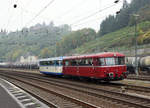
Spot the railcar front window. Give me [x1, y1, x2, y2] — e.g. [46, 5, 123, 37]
[105, 58, 115, 66]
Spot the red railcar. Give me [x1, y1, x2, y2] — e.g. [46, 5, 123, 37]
[63, 52, 127, 81]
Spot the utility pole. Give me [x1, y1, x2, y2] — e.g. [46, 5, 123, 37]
[133, 14, 139, 76]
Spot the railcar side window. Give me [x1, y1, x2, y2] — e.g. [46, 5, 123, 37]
[116, 57, 125, 65]
[59, 61, 62, 66]
[105, 58, 115, 66]
[71, 60, 77, 66]
[55, 61, 59, 66]
[39, 61, 54, 66]
[49, 61, 54, 66]
[78, 58, 93, 66]
[98, 58, 105, 66]
[40, 61, 47, 66]
[39, 61, 44, 65]
[65, 61, 69, 66]
[86, 59, 93, 66]
[78, 59, 85, 65]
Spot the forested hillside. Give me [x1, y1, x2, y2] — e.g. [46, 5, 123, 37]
[0, 22, 71, 61]
[99, 0, 150, 36]
[55, 0, 150, 56]
[55, 28, 96, 56]
[1, 0, 150, 61]
[75, 21, 150, 54]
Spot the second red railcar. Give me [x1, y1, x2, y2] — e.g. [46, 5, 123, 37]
[63, 52, 127, 81]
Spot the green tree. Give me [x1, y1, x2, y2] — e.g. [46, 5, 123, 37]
[40, 48, 52, 58]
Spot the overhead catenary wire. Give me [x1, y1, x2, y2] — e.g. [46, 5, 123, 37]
[6, 0, 122, 31]
[71, 2, 122, 28]
[72, 15, 106, 27]
[54, 0, 86, 20]
[21, 8, 53, 21]
[70, 0, 122, 26]
[72, 7, 121, 30]
[24, 0, 55, 27]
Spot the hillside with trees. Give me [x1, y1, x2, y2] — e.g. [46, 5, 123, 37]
[99, 0, 150, 36]
[55, 0, 150, 56]
[0, 22, 71, 61]
[1, 0, 150, 61]
[55, 28, 96, 56]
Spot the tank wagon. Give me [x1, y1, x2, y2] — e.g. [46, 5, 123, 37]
[39, 52, 127, 81]
[0, 61, 38, 69]
[126, 56, 150, 74]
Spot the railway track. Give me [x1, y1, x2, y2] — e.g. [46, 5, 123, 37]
[127, 75, 150, 81]
[0, 73, 98, 108]
[2, 69, 150, 94]
[106, 82, 150, 93]
[0, 70, 150, 108]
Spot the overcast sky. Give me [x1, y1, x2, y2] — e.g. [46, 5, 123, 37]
[0, 0, 131, 32]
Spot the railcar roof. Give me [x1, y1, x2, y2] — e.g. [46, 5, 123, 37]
[39, 56, 66, 62]
[64, 52, 125, 60]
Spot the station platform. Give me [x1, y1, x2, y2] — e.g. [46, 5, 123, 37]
[0, 85, 21, 108]
[0, 78, 49, 108]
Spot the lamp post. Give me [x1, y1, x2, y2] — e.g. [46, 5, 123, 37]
[133, 14, 139, 76]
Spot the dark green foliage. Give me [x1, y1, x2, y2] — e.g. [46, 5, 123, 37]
[99, 0, 150, 36]
[137, 5, 150, 23]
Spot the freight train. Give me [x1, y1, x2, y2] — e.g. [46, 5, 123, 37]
[39, 52, 127, 81]
[0, 61, 38, 69]
[126, 56, 150, 74]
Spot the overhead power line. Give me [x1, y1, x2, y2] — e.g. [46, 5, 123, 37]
[25, 0, 55, 27]
[54, 0, 86, 20]
[72, 15, 106, 27]
[70, 0, 122, 26]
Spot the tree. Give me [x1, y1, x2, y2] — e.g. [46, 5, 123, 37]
[55, 28, 96, 56]
[40, 48, 51, 58]
[99, 0, 150, 36]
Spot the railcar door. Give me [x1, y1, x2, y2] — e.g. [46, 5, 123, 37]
[94, 58, 107, 78]
[63, 60, 78, 76]
[78, 58, 95, 77]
